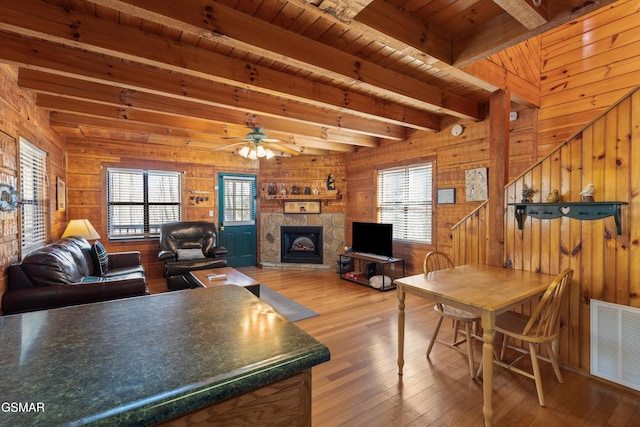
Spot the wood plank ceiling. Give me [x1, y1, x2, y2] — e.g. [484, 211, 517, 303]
[0, 0, 616, 156]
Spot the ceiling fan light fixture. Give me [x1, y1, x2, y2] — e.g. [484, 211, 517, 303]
[238, 145, 250, 158]
[248, 148, 258, 160]
[265, 148, 275, 159]
[256, 145, 267, 158]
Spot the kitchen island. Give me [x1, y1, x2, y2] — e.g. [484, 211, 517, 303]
[0, 285, 329, 426]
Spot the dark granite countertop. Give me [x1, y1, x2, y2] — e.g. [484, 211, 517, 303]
[0, 285, 330, 426]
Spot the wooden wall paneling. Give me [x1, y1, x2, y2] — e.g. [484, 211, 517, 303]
[588, 119, 606, 304]
[530, 163, 542, 272]
[466, 208, 479, 266]
[631, 90, 640, 309]
[548, 151, 562, 274]
[538, 0, 640, 157]
[479, 203, 488, 265]
[616, 97, 631, 306]
[504, 186, 515, 267]
[603, 107, 619, 305]
[565, 132, 583, 367]
[578, 127, 594, 369]
[452, 200, 489, 267]
[539, 155, 551, 273]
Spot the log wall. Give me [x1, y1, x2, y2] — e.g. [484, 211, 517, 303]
[0, 64, 66, 302]
[66, 139, 259, 279]
[258, 154, 347, 215]
[345, 106, 537, 275]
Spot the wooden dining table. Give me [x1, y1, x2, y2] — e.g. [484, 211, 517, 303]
[394, 264, 555, 427]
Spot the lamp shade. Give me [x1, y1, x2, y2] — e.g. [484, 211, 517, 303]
[62, 219, 101, 240]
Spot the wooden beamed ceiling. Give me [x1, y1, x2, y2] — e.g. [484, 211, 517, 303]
[0, 0, 616, 156]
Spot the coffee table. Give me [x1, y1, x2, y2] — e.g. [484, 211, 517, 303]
[189, 267, 260, 296]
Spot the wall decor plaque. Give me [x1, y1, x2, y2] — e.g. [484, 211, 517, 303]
[284, 200, 321, 214]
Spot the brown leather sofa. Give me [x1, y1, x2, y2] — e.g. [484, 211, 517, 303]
[158, 221, 227, 290]
[2, 236, 148, 315]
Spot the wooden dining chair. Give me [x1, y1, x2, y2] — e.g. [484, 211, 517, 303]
[424, 251, 480, 378]
[483, 268, 574, 406]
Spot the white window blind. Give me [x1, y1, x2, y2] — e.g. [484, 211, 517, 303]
[377, 163, 433, 244]
[222, 175, 256, 225]
[19, 138, 48, 257]
[107, 168, 181, 239]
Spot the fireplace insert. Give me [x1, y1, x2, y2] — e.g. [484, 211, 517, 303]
[281, 226, 323, 264]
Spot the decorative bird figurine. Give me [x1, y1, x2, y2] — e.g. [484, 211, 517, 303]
[580, 183, 595, 201]
[546, 189, 560, 203]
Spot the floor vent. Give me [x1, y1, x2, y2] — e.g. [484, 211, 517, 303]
[591, 299, 640, 391]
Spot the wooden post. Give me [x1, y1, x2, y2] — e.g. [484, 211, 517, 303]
[488, 89, 510, 267]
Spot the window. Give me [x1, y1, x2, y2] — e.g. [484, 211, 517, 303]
[377, 162, 433, 244]
[107, 168, 181, 239]
[222, 175, 256, 225]
[19, 138, 48, 256]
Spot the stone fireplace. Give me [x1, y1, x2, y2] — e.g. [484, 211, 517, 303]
[281, 226, 323, 264]
[260, 213, 345, 270]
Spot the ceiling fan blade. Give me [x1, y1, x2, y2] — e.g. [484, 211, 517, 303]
[265, 142, 302, 156]
[212, 141, 247, 151]
[220, 136, 249, 141]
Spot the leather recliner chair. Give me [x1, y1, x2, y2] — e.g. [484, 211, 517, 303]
[158, 221, 228, 290]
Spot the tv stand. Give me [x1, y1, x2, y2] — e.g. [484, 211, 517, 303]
[338, 253, 404, 291]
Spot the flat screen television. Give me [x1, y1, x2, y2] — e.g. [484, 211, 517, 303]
[351, 222, 393, 258]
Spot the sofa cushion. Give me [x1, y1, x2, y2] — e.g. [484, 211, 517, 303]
[21, 242, 87, 286]
[92, 241, 109, 276]
[176, 248, 206, 261]
[102, 265, 145, 278]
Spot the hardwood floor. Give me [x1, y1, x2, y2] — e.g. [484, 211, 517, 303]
[148, 267, 640, 426]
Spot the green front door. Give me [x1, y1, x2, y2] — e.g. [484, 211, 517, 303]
[218, 174, 257, 267]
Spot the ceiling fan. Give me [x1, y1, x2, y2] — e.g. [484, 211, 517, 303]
[215, 127, 301, 159]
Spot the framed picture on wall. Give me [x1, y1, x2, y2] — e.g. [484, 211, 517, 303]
[284, 200, 321, 214]
[437, 188, 456, 204]
[57, 177, 66, 211]
[465, 167, 488, 201]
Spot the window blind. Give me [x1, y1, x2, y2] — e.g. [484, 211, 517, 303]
[19, 138, 48, 257]
[222, 175, 256, 225]
[377, 163, 433, 244]
[107, 168, 180, 238]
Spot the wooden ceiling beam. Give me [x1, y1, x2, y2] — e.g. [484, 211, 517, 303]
[0, 0, 437, 132]
[40, 93, 366, 151]
[313, 0, 375, 20]
[49, 112, 241, 144]
[454, 0, 619, 67]
[52, 114, 346, 155]
[12, 52, 403, 140]
[351, 0, 500, 94]
[96, 0, 482, 120]
[493, 0, 548, 30]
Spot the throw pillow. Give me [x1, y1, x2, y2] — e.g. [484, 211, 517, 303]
[91, 241, 109, 276]
[176, 248, 206, 261]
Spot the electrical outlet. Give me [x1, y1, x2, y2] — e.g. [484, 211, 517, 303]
[209, 210, 214, 217]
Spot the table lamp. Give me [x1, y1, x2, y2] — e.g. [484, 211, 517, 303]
[61, 219, 101, 241]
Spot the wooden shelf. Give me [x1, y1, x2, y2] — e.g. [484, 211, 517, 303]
[508, 202, 628, 235]
[262, 193, 341, 201]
